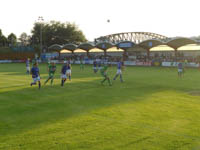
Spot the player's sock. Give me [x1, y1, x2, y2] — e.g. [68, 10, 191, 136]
[69, 76, 71, 81]
[51, 78, 54, 85]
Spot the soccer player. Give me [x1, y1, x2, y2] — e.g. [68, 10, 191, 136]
[66, 61, 72, 81]
[93, 60, 97, 73]
[98, 59, 102, 71]
[26, 58, 30, 74]
[44, 62, 56, 85]
[30, 63, 41, 89]
[80, 59, 84, 70]
[61, 63, 68, 86]
[113, 60, 124, 82]
[32, 58, 36, 65]
[100, 65, 112, 86]
[178, 61, 184, 78]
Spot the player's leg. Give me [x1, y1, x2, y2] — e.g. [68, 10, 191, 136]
[61, 74, 64, 86]
[61, 78, 65, 86]
[119, 70, 123, 82]
[120, 74, 123, 82]
[38, 80, 41, 89]
[106, 76, 112, 86]
[94, 67, 97, 73]
[44, 76, 51, 85]
[101, 75, 107, 84]
[27, 67, 30, 74]
[37, 77, 41, 89]
[113, 70, 120, 80]
[61, 74, 67, 86]
[61, 78, 64, 86]
[50, 76, 54, 85]
[31, 78, 37, 86]
[68, 71, 71, 81]
[113, 74, 119, 80]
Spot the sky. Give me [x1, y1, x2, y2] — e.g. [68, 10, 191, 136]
[0, 0, 200, 41]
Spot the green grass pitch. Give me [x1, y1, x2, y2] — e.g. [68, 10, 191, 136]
[0, 63, 200, 150]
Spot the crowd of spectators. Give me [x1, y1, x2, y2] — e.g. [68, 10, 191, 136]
[48, 52, 200, 64]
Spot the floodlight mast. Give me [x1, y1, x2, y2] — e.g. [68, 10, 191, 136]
[38, 16, 44, 55]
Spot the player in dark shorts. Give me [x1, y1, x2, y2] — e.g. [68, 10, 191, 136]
[93, 60, 97, 73]
[113, 60, 124, 82]
[61, 63, 68, 86]
[80, 59, 84, 70]
[30, 63, 41, 89]
[178, 61, 184, 78]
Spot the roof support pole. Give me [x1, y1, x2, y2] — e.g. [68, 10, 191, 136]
[174, 48, 178, 61]
[147, 48, 150, 59]
[57, 50, 61, 60]
[123, 49, 127, 61]
[104, 50, 107, 56]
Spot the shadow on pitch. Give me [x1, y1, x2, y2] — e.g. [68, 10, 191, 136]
[0, 77, 170, 137]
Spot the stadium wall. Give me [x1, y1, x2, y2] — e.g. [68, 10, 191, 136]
[0, 52, 35, 60]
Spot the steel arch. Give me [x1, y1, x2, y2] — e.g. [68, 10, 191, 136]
[96, 32, 168, 44]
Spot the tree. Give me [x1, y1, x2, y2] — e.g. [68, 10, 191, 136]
[0, 29, 8, 47]
[19, 32, 30, 46]
[7, 33, 17, 46]
[31, 21, 87, 48]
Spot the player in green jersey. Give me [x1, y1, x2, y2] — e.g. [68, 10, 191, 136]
[44, 62, 56, 85]
[100, 65, 112, 86]
[80, 59, 84, 70]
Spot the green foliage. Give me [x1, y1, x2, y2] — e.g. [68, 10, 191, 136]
[7, 33, 17, 46]
[1, 64, 200, 149]
[31, 21, 87, 47]
[0, 29, 8, 47]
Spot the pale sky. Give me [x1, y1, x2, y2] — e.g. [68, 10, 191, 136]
[0, 0, 200, 41]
